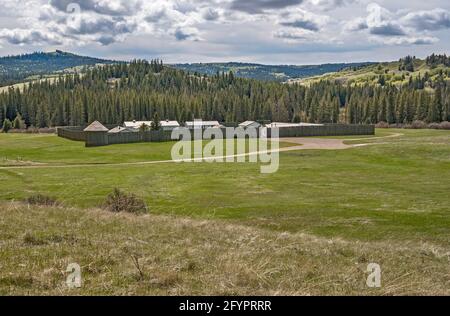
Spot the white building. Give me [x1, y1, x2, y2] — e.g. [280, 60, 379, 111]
[124, 120, 180, 131]
[185, 120, 222, 129]
[108, 126, 136, 134]
[265, 122, 324, 128]
[239, 121, 261, 129]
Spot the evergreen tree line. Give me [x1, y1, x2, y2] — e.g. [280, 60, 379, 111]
[1, 60, 449, 129]
[426, 54, 450, 68]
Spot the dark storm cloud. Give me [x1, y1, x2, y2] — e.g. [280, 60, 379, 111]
[174, 28, 191, 41]
[230, 0, 303, 14]
[280, 20, 319, 31]
[369, 24, 406, 37]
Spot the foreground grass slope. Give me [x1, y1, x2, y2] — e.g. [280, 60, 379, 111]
[0, 203, 449, 295]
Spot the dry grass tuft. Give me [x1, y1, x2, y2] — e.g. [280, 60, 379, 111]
[104, 188, 148, 214]
[26, 194, 59, 206]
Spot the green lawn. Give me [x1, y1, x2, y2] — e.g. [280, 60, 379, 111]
[0, 135, 293, 166]
[0, 129, 449, 245]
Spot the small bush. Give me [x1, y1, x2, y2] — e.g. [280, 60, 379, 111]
[375, 121, 389, 128]
[104, 188, 148, 214]
[427, 123, 441, 130]
[2, 118, 12, 133]
[439, 121, 450, 130]
[410, 120, 427, 129]
[26, 194, 59, 206]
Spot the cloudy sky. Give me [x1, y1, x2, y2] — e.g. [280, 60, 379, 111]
[0, 0, 449, 64]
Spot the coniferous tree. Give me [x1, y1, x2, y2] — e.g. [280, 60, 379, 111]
[2, 118, 12, 133]
[428, 87, 442, 122]
[151, 112, 161, 131]
[0, 58, 448, 127]
[13, 113, 25, 129]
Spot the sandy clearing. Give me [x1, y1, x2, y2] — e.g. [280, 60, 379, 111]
[279, 137, 352, 150]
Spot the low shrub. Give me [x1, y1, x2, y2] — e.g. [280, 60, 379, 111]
[375, 121, 389, 128]
[439, 121, 450, 130]
[427, 123, 441, 130]
[104, 188, 148, 214]
[26, 194, 59, 206]
[410, 120, 427, 129]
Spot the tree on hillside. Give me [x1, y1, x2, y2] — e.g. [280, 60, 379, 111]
[2, 118, 12, 133]
[13, 113, 25, 129]
[35, 103, 50, 128]
[426, 80, 444, 123]
[0, 57, 449, 127]
[292, 112, 301, 123]
[0, 106, 4, 129]
[151, 112, 161, 131]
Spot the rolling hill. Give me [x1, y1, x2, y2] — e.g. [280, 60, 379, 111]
[171, 62, 374, 82]
[0, 50, 115, 86]
[295, 55, 450, 87]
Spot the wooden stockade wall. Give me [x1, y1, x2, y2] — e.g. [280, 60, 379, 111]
[107, 130, 173, 145]
[57, 124, 375, 147]
[57, 127, 86, 141]
[267, 124, 375, 138]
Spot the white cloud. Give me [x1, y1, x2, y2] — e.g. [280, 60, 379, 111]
[278, 9, 329, 32]
[401, 8, 450, 31]
[0, 28, 63, 45]
[0, 0, 448, 61]
[371, 36, 439, 46]
[307, 0, 355, 11]
[274, 28, 311, 42]
[344, 17, 367, 31]
[0, 0, 209, 45]
[344, 3, 449, 45]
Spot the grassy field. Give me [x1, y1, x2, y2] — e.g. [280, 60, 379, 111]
[0, 135, 293, 166]
[0, 129, 449, 295]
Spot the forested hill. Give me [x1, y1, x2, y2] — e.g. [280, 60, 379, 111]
[1, 57, 449, 130]
[171, 62, 373, 82]
[0, 51, 115, 86]
[298, 54, 450, 86]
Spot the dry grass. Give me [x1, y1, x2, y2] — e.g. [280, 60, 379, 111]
[103, 189, 148, 214]
[0, 202, 448, 295]
[26, 194, 59, 207]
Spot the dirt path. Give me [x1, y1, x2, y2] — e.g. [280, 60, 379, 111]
[0, 133, 402, 170]
[279, 137, 352, 149]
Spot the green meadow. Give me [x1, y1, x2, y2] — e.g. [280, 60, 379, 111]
[1, 129, 449, 244]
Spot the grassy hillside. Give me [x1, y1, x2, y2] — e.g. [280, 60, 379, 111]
[1, 202, 448, 295]
[0, 129, 449, 295]
[1, 129, 449, 244]
[297, 57, 450, 87]
[172, 62, 373, 82]
[0, 50, 115, 86]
